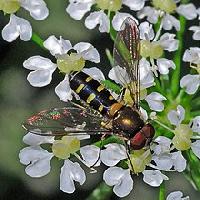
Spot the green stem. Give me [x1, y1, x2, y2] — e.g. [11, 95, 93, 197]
[171, 14, 186, 97]
[105, 48, 114, 67]
[86, 182, 112, 200]
[31, 32, 45, 49]
[183, 150, 200, 191]
[154, 119, 174, 133]
[159, 182, 165, 200]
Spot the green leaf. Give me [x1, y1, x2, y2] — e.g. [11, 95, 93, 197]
[101, 79, 121, 94]
[86, 182, 112, 200]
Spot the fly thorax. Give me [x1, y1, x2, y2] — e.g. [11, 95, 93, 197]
[112, 106, 144, 137]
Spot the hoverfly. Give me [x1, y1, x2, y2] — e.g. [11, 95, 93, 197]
[23, 18, 155, 152]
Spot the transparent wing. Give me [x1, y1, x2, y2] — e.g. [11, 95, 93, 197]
[22, 107, 111, 136]
[113, 17, 140, 109]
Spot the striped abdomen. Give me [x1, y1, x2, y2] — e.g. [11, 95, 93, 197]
[69, 71, 117, 116]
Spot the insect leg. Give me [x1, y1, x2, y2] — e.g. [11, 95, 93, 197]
[124, 141, 134, 173]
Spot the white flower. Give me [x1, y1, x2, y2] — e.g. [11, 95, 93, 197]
[180, 74, 200, 95]
[190, 116, 200, 133]
[142, 170, 168, 187]
[167, 105, 185, 126]
[189, 26, 200, 40]
[23, 36, 101, 101]
[191, 140, 200, 159]
[19, 146, 54, 177]
[138, 2, 198, 31]
[20, 0, 49, 20]
[80, 145, 100, 167]
[139, 22, 177, 75]
[2, 14, 32, 42]
[151, 136, 186, 172]
[166, 191, 190, 200]
[183, 48, 200, 65]
[19, 132, 88, 193]
[60, 160, 86, 193]
[103, 167, 133, 197]
[1, 0, 49, 42]
[66, 0, 142, 32]
[100, 143, 127, 166]
[145, 92, 166, 112]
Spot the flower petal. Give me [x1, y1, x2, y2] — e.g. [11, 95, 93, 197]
[66, 1, 93, 20]
[167, 105, 185, 126]
[152, 136, 171, 155]
[190, 116, 200, 133]
[139, 21, 155, 40]
[23, 56, 57, 70]
[157, 58, 176, 75]
[159, 33, 179, 52]
[162, 14, 180, 31]
[108, 65, 130, 86]
[2, 14, 32, 42]
[171, 151, 186, 172]
[85, 11, 109, 33]
[191, 140, 200, 159]
[83, 67, 105, 81]
[180, 74, 200, 94]
[189, 26, 200, 40]
[166, 191, 189, 200]
[139, 58, 154, 88]
[43, 36, 72, 56]
[19, 146, 53, 177]
[177, 3, 197, 20]
[123, 0, 145, 11]
[145, 92, 166, 112]
[103, 167, 133, 197]
[74, 42, 100, 63]
[55, 75, 73, 102]
[183, 47, 200, 65]
[112, 12, 138, 31]
[137, 7, 159, 24]
[60, 160, 86, 193]
[152, 154, 173, 171]
[27, 69, 54, 87]
[20, 0, 49, 20]
[143, 170, 168, 187]
[100, 143, 127, 166]
[23, 132, 54, 146]
[80, 145, 100, 167]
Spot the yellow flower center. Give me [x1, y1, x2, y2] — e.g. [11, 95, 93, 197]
[52, 136, 80, 159]
[152, 0, 177, 14]
[172, 124, 193, 151]
[140, 40, 164, 59]
[96, 0, 122, 11]
[128, 149, 152, 173]
[57, 53, 85, 74]
[0, 0, 20, 14]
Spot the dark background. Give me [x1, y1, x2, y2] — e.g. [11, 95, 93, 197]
[0, 0, 199, 199]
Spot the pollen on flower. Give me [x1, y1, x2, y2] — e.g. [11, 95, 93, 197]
[57, 53, 85, 74]
[140, 40, 163, 59]
[52, 136, 80, 159]
[0, 0, 20, 14]
[152, 0, 177, 14]
[129, 149, 152, 173]
[172, 124, 193, 150]
[96, 0, 122, 12]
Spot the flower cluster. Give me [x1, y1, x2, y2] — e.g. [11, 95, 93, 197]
[0, 0, 49, 42]
[1, 0, 199, 199]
